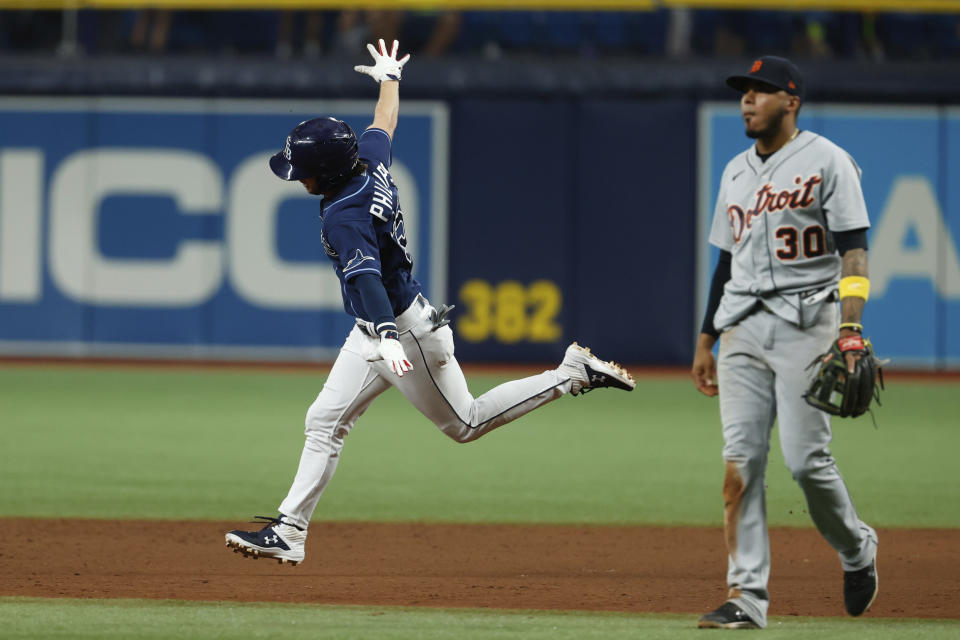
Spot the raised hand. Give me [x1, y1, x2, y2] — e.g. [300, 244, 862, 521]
[354, 39, 410, 84]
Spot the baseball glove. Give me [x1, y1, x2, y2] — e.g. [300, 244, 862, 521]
[803, 334, 885, 418]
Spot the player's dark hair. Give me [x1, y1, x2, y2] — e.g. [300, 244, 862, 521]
[324, 161, 368, 195]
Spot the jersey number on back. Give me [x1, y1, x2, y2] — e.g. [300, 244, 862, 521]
[775, 224, 826, 260]
[392, 206, 413, 265]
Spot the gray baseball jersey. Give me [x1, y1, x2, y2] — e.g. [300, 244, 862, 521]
[709, 131, 871, 330]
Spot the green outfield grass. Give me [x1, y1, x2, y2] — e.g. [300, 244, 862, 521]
[3, 598, 959, 640]
[1, 365, 958, 527]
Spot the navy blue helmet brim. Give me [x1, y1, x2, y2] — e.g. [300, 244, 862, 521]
[270, 152, 312, 181]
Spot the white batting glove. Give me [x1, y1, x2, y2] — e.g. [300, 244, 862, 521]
[354, 39, 410, 83]
[376, 334, 413, 377]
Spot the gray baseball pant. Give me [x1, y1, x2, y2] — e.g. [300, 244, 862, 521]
[716, 303, 877, 627]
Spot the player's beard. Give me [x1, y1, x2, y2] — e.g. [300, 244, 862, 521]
[745, 105, 787, 140]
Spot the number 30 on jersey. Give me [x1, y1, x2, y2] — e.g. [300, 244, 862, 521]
[775, 224, 826, 260]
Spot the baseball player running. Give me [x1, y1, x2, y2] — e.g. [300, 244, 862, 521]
[691, 56, 878, 629]
[225, 40, 635, 565]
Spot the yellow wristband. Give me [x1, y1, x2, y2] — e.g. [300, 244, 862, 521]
[838, 276, 870, 301]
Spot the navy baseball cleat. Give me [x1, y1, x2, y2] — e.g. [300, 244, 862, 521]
[225, 515, 306, 566]
[696, 602, 761, 629]
[558, 342, 636, 396]
[843, 558, 878, 616]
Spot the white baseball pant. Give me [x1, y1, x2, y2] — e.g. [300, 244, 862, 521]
[278, 295, 573, 529]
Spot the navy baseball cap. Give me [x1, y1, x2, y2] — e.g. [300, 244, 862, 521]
[727, 56, 805, 100]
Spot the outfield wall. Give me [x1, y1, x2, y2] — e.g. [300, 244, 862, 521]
[0, 95, 957, 368]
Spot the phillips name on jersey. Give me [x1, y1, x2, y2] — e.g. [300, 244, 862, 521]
[318, 127, 421, 321]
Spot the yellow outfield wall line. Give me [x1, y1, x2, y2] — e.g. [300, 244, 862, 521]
[1, 0, 960, 11]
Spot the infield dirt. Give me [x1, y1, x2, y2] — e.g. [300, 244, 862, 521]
[2, 519, 958, 619]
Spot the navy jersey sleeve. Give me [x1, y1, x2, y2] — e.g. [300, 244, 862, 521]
[323, 215, 383, 281]
[358, 128, 392, 169]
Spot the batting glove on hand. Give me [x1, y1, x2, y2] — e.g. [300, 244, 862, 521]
[354, 39, 410, 83]
[375, 333, 413, 377]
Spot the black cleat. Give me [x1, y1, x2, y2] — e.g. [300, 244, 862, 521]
[697, 602, 760, 629]
[843, 559, 878, 616]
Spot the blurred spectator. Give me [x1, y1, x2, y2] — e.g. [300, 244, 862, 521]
[131, 11, 280, 56]
[129, 9, 171, 53]
[407, 11, 463, 57]
[791, 12, 832, 58]
[714, 23, 746, 56]
[367, 9, 405, 46]
[666, 7, 692, 58]
[333, 9, 403, 54]
[857, 12, 885, 60]
[690, 11, 747, 57]
[275, 11, 326, 59]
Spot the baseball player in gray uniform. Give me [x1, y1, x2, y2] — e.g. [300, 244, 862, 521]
[691, 56, 878, 629]
[224, 40, 636, 566]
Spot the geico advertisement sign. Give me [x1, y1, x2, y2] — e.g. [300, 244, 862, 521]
[0, 147, 419, 309]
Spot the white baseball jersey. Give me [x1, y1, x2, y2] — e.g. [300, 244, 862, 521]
[709, 131, 870, 331]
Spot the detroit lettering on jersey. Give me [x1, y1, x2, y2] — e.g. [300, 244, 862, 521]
[708, 131, 871, 330]
[317, 128, 421, 321]
[727, 175, 822, 243]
